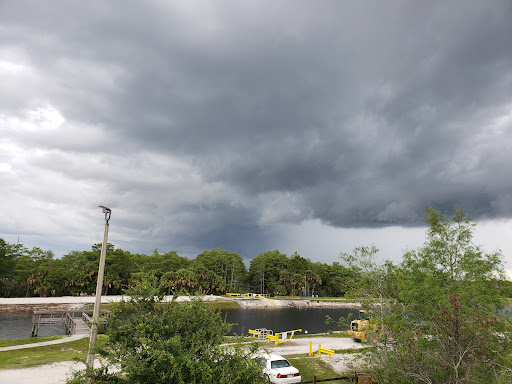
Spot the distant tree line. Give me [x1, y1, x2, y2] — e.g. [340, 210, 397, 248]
[0, 239, 360, 298]
[2, 210, 512, 300]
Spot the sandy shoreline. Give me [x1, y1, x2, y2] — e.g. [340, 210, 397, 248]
[0, 295, 360, 312]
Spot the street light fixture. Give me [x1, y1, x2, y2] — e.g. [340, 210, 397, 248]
[86, 205, 111, 370]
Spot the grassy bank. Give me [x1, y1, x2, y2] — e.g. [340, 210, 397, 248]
[0, 335, 67, 348]
[272, 296, 356, 302]
[204, 300, 241, 310]
[288, 356, 339, 381]
[0, 336, 107, 370]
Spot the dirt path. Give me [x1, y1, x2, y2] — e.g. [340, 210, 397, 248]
[0, 334, 88, 352]
[0, 361, 83, 384]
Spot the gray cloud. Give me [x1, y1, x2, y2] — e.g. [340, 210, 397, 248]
[1, 0, 512, 258]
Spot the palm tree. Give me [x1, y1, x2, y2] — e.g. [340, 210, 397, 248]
[304, 270, 322, 297]
[194, 267, 212, 295]
[173, 269, 197, 294]
[160, 271, 177, 295]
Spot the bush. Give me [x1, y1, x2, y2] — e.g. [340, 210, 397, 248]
[68, 275, 267, 384]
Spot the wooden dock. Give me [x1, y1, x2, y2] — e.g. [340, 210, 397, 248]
[31, 310, 110, 337]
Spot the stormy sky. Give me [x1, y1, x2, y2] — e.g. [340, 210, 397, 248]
[1, 1, 511, 268]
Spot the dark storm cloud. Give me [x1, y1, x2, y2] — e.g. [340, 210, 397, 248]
[2, 0, 512, 257]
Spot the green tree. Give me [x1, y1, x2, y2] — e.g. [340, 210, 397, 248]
[0, 239, 17, 296]
[287, 252, 310, 275]
[321, 262, 356, 297]
[194, 249, 246, 292]
[67, 274, 266, 384]
[26, 247, 57, 297]
[191, 264, 218, 295]
[334, 245, 397, 344]
[303, 269, 322, 297]
[103, 248, 134, 295]
[61, 250, 97, 295]
[172, 268, 197, 294]
[158, 250, 190, 274]
[248, 250, 288, 295]
[368, 207, 512, 383]
[1, 239, 29, 297]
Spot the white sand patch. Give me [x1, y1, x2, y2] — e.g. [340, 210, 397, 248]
[0, 361, 84, 384]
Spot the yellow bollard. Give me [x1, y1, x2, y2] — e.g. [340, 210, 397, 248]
[309, 341, 312, 356]
[318, 344, 335, 359]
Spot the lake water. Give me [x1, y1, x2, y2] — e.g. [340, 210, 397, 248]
[0, 313, 66, 339]
[0, 307, 356, 339]
[224, 307, 356, 335]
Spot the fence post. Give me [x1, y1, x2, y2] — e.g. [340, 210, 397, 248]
[312, 375, 317, 384]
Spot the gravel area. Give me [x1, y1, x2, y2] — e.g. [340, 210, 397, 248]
[265, 336, 364, 355]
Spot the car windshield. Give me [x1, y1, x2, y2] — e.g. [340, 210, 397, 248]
[271, 359, 291, 369]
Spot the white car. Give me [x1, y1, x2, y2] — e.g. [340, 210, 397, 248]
[254, 353, 301, 383]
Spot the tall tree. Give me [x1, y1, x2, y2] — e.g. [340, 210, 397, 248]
[194, 249, 246, 292]
[367, 207, 512, 383]
[249, 250, 288, 295]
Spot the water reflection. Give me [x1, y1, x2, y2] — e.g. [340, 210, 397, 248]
[0, 313, 66, 339]
[222, 307, 357, 335]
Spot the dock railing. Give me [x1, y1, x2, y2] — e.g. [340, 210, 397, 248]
[32, 310, 110, 336]
[64, 312, 76, 335]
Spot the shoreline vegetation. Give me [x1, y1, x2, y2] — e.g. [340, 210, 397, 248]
[0, 295, 360, 313]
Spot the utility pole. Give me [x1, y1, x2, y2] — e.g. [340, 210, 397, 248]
[86, 206, 111, 370]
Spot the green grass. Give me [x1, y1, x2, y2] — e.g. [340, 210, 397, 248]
[271, 296, 355, 302]
[287, 356, 339, 382]
[82, 302, 115, 311]
[223, 335, 258, 343]
[0, 335, 68, 348]
[334, 347, 372, 354]
[204, 300, 241, 310]
[294, 331, 350, 339]
[502, 298, 512, 306]
[0, 335, 107, 370]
